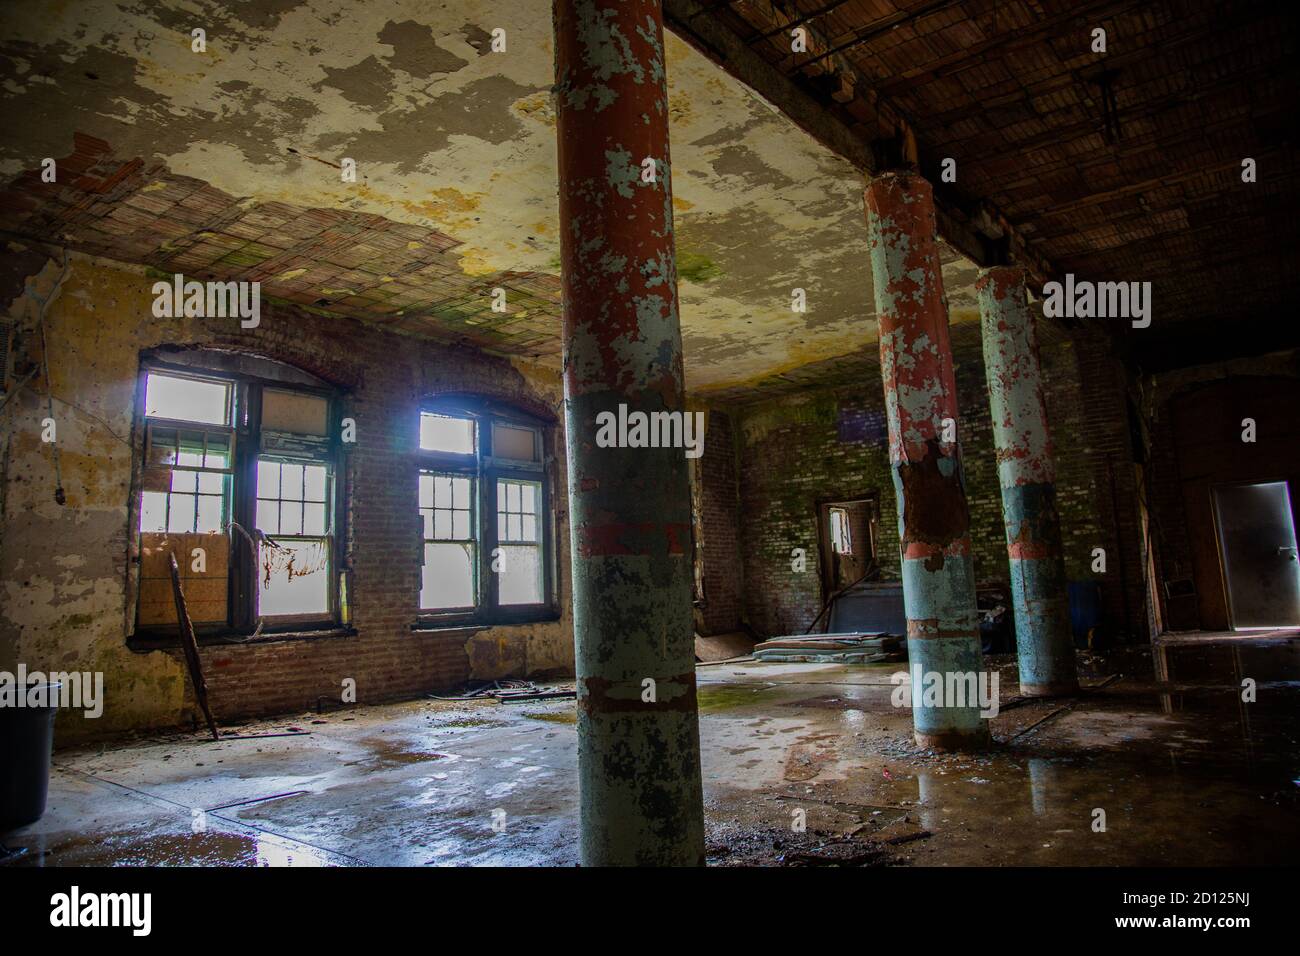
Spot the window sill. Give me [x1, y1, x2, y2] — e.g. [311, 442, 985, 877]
[411, 612, 561, 634]
[129, 625, 356, 651]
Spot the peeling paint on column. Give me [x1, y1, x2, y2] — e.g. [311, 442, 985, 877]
[864, 172, 987, 750]
[976, 266, 1078, 696]
[554, 0, 704, 866]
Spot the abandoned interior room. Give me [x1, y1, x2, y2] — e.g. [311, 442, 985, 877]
[1, 0, 1298, 881]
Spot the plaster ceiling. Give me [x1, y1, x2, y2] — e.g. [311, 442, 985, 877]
[0, 0, 982, 399]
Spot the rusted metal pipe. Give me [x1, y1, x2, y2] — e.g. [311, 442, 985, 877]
[977, 266, 1079, 695]
[554, 0, 705, 865]
[864, 171, 988, 750]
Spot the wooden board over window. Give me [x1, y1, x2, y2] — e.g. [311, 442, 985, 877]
[138, 532, 229, 626]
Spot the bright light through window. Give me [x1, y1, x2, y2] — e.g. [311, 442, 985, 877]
[419, 413, 475, 455]
[145, 373, 231, 426]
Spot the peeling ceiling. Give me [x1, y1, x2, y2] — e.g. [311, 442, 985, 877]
[0, 0, 982, 399]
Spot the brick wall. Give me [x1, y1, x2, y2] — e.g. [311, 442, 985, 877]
[729, 322, 1128, 640]
[0, 256, 574, 742]
[694, 409, 743, 634]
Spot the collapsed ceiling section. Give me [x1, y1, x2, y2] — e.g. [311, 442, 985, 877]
[0, 0, 983, 400]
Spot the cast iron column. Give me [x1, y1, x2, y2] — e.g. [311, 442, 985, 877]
[976, 265, 1079, 696]
[864, 171, 988, 749]
[554, 0, 705, 865]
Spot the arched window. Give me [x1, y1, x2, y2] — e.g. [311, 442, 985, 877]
[131, 349, 345, 639]
[416, 396, 558, 627]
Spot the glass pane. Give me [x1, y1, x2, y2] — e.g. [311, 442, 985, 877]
[452, 477, 469, 509]
[522, 514, 536, 542]
[168, 494, 196, 533]
[507, 482, 520, 511]
[259, 539, 330, 616]
[419, 413, 475, 455]
[421, 542, 475, 609]
[521, 484, 536, 514]
[418, 474, 434, 509]
[257, 460, 280, 497]
[499, 545, 542, 605]
[509, 514, 521, 541]
[203, 434, 231, 469]
[196, 495, 223, 533]
[492, 422, 538, 462]
[145, 373, 230, 426]
[281, 464, 304, 502]
[496, 482, 506, 509]
[197, 471, 223, 494]
[434, 510, 451, 539]
[303, 465, 327, 502]
[421, 509, 434, 539]
[140, 491, 167, 533]
[281, 501, 303, 536]
[303, 502, 327, 536]
[256, 499, 280, 534]
[452, 510, 469, 540]
[170, 469, 197, 492]
[434, 475, 452, 507]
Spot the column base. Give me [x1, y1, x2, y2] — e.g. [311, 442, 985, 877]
[1019, 680, 1079, 698]
[914, 726, 990, 752]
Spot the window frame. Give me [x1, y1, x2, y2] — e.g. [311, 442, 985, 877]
[416, 398, 558, 628]
[130, 356, 346, 642]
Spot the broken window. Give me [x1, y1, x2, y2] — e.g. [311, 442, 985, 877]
[133, 358, 342, 638]
[829, 506, 853, 555]
[417, 401, 555, 625]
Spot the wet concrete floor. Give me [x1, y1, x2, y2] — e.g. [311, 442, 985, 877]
[6, 635, 1298, 866]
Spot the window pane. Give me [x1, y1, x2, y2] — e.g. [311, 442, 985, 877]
[509, 514, 521, 541]
[496, 482, 506, 509]
[281, 463, 304, 501]
[303, 465, 327, 502]
[521, 484, 536, 514]
[281, 501, 303, 536]
[433, 475, 452, 507]
[507, 482, 520, 510]
[256, 499, 279, 534]
[145, 373, 230, 426]
[421, 509, 434, 539]
[452, 510, 469, 540]
[421, 542, 475, 609]
[434, 510, 451, 539]
[168, 494, 196, 533]
[257, 460, 280, 497]
[452, 477, 469, 509]
[197, 471, 223, 494]
[418, 474, 434, 509]
[196, 495, 223, 533]
[303, 502, 327, 536]
[419, 413, 475, 455]
[170, 469, 197, 492]
[522, 514, 536, 542]
[140, 491, 167, 533]
[499, 545, 542, 605]
[259, 539, 329, 616]
[492, 422, 538, 462]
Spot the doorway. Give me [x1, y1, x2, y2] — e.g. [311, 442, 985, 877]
[1211, 480, 1300, 629]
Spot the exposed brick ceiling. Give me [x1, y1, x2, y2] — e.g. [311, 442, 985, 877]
[686, 0, 1300, 354]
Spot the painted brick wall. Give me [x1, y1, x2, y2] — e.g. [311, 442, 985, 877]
[695, 409, 744, 634]
[0, 256, 574, 743]
[731, 323, 1125, 640]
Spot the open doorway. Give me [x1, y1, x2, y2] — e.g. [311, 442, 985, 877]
[816, 495, 879, 600]
[1212, 480, 1300, 629]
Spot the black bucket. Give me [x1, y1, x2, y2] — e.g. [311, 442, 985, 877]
[1, 681, 61, 831]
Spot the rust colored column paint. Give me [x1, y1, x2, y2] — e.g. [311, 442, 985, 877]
[864, 171, 989, 750]
[553, 0, 704, 865]
[976, 265, 1079, 696]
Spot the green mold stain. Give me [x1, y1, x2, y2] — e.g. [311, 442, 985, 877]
[677, 251, 722, 284]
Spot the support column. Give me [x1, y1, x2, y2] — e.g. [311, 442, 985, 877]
[864, 171, 988, 750]
[554, 0, 704, 865]
[976, 266, 1079, 696]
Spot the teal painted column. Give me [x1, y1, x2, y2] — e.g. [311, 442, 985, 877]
[865, 171, 988, 750]
[554, 0, 704, 865]
[976, 265, 1079, 696]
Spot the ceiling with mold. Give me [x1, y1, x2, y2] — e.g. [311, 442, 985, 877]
[0, 0, 982, 400]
